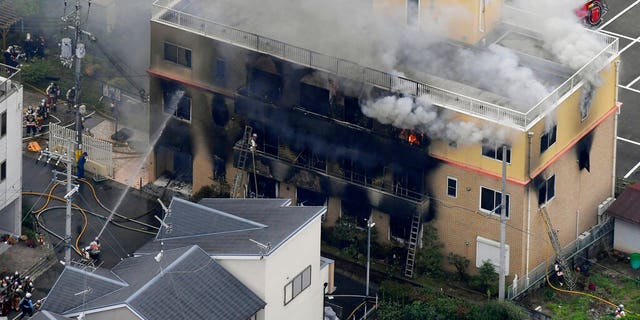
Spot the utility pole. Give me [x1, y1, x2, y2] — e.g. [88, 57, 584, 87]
[498, 145, 507, 301]
[39, 143, 79, 265]
[62, 0, 91, 158]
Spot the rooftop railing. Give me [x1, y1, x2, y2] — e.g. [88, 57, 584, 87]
[152, 1, 618, 130]
[0, 64, 21, 105]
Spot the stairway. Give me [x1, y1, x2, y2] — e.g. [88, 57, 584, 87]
[540, 207, 576, 290]
[404, 211, 422, 278]
[231, 126, 253, 198]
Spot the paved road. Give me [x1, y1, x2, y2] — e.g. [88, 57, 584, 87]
[599, 0, 640, 181]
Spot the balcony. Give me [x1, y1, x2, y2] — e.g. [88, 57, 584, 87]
[0, 64, 21, 104]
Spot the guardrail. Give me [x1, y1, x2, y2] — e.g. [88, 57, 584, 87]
[0, 63, 21, 104]
[152, 1, 618, 130]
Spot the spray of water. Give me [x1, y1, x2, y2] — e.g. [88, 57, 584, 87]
[96, 90, 185, 239]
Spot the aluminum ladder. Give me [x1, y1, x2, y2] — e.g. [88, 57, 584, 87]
[541, 207, 576, 290]
[231, 126, 253, 198]
[404, 211, 421, 278]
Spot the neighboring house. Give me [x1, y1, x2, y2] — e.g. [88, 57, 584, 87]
[147, 0, 619, 299]
[40, 245, 265, 320]
[29, 310, 72, 320]
[0, 66, 22, 237]
[135, 197, 333, 320]
[606, 182, 640, 253]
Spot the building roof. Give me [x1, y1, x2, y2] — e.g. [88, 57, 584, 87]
[30, 310, 72, 320]
[41, 245, 265, 320]
[135, 197, 325, 257]
[607, 182, 640, 224]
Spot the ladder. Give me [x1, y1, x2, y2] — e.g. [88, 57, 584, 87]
[231, 126, 253, 198]
[540, 207, 576, 290]
[404, 211, 422, 278]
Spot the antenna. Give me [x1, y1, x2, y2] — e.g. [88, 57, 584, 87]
[154, 215, 170, 229]
[249, 239, 271, 254]
[157, 198, 170, 215]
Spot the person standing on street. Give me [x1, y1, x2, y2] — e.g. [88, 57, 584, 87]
[18, 292, 34, 320]
[77, 152, 88, 180]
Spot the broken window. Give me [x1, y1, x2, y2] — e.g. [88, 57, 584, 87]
[480, 186, 510, 217]
[297, 187, 327, 206]
[482, 143, 511, 163]
[211, 94, 229, 127]
[537, 175, 555, 206]
[540, 124, 557, 154]
[577, 132, 593, 172]
[248, 175, 277, 198]
[299, 82, 330, 116]
[162, 81, 191, 121]
[248, 68, 282, 102]
[163, 42, 191, 68]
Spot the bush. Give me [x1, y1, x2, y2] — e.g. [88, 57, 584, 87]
[469, 300, 526, 320]
[447, 252, 470, 282]
[21, 58, 56, 85]
[415, 224, 444, 278]
[470, 260, 498, 297]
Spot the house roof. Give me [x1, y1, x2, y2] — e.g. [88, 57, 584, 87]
[135, 197, 325, 256]
[607, 182, 640, 224]
[30, 310, 72, 320]
[41, 245, 265, 320]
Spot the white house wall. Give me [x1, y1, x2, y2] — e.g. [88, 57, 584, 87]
[0, 84, 22, 236]
[613, 219, 640, 253]
[264, 217, 323, 320]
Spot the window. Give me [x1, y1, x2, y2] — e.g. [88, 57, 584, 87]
[482, 143, 511, 163]
[1, 161, 5, 182]
[537, 175, 555, 206]
[284, 265, 312, 305]
[0, 111, 6, 137]
[163, 94, 191, 121]
[480, 187, 510, 217]
[215, 59, 225, 83]
[447, 177, 457, 198]
[407, 0, 419, 26]
[164, 42, 192, 68]
[540, 125, 557, 153]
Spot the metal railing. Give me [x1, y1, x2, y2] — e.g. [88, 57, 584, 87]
[152, 1, 618, 130]
[48, 123, 114, 178]
[0, 64, 21, 105]
[507, 217, 614, 299]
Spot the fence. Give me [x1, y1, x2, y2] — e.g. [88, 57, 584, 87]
[0, 63, 21, 105]
[48, 123, 114, 178]
[507, 217, 614, 299]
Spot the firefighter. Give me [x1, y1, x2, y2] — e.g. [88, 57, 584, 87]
[88, 238, 101, 261]
[66, 86, 76, 112]
[249, 133, 258, 152]
[615, 304, 626, 318]
[554, 261, 565, 287]
[46, 82, 60, 111]
[25, 114, 37, 138]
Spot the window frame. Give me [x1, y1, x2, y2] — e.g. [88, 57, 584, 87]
[0, 161, 6, 182]
[479, 186, 510, 218]
[215, 58, 226, 83]
[284, 265, 312, 305]
[447, 176, 457, 198]
[538, 175, 556, 207]
[540, 124, 557, 154]
[0, 111, 6, 137]
[163, 93, 192, 122]
[481, 143, 511, 163]
[163, 42, 192, 68]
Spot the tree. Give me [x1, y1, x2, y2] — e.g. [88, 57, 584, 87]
[447, 252, 470, 282]
[415, 224, 444, 277]
[469, 300, 526, 320]
[471, 260, 499, 297]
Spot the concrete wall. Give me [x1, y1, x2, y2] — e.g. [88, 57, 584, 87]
[613, 219, 640, 254]
[0, 84, 22, 236]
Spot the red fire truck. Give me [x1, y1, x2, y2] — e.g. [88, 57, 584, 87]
[576, 0, 608, 27]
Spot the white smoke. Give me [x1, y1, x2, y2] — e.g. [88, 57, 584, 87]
[362, 95, 506, 146]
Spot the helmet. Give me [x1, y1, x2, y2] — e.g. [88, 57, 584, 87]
[27, 105, 33, 110]
[25, 292, 31, 298]
[619, 304, 624, 308]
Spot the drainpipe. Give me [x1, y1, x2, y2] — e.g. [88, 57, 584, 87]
[525, 131, 534, 287]
[612, 60, 621, 198]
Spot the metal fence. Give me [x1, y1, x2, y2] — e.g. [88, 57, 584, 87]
[507, 218, 614, 299]
[0, 63, 21, 105]
[152, 1, 618, 130]
[48, 123, 114, 178]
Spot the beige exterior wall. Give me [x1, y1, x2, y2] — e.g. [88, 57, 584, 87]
[324, 197, 342, 227]
[372, 209, 391, 243]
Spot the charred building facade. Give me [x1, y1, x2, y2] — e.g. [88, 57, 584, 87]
[148, 0, 620, 295]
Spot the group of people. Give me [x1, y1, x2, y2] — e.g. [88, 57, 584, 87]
[24, 82, 78, 138]
[2, 33, 46, 68]
[0, 271, 37, 319]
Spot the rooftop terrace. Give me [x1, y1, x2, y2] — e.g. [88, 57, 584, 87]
[0, 64, 21, 104]
[151, 0, 618, 130]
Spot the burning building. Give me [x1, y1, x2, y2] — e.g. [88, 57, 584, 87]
[147, 0, 619, 298]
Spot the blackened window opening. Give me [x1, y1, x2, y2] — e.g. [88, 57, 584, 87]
[0, 161, 5, 181]
[0, 111, 6, 137]
[299, 83, 330, 116]
[482, 143, 511, 163]
[215, 59, 226, 84]
[248, 175, 277, 198]
[540, 125, 557, 153]
[390, 212, 412, 240]
[162, 81, 191, 121]
[211, 94, 229, 127]
[480, 187, 510, 217]
[538, 175, 555, 206]
[291, 145, 327, 171]
[344, 96, 372, 128]
[297, 187, 327, 206]
[447, 177, 457, 197]
[393, 169, 424, 199]
[248, 68, 282, 103]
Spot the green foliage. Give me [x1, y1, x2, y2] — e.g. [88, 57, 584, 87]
[20, 58, 56, 85]
[470, 260, 498, 297]
[379, 280, 414, 303]
[377, 300, 405, 320]
[403, 301, 440, 320]
[468, 300, 526, 320]
[415, 224, 444, 278]
[447, 252, 470, 282]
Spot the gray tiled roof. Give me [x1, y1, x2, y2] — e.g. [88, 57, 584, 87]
[136, 198, 325, 256]
[43, 246, 265, 320]
[30, 310, 72, 320]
